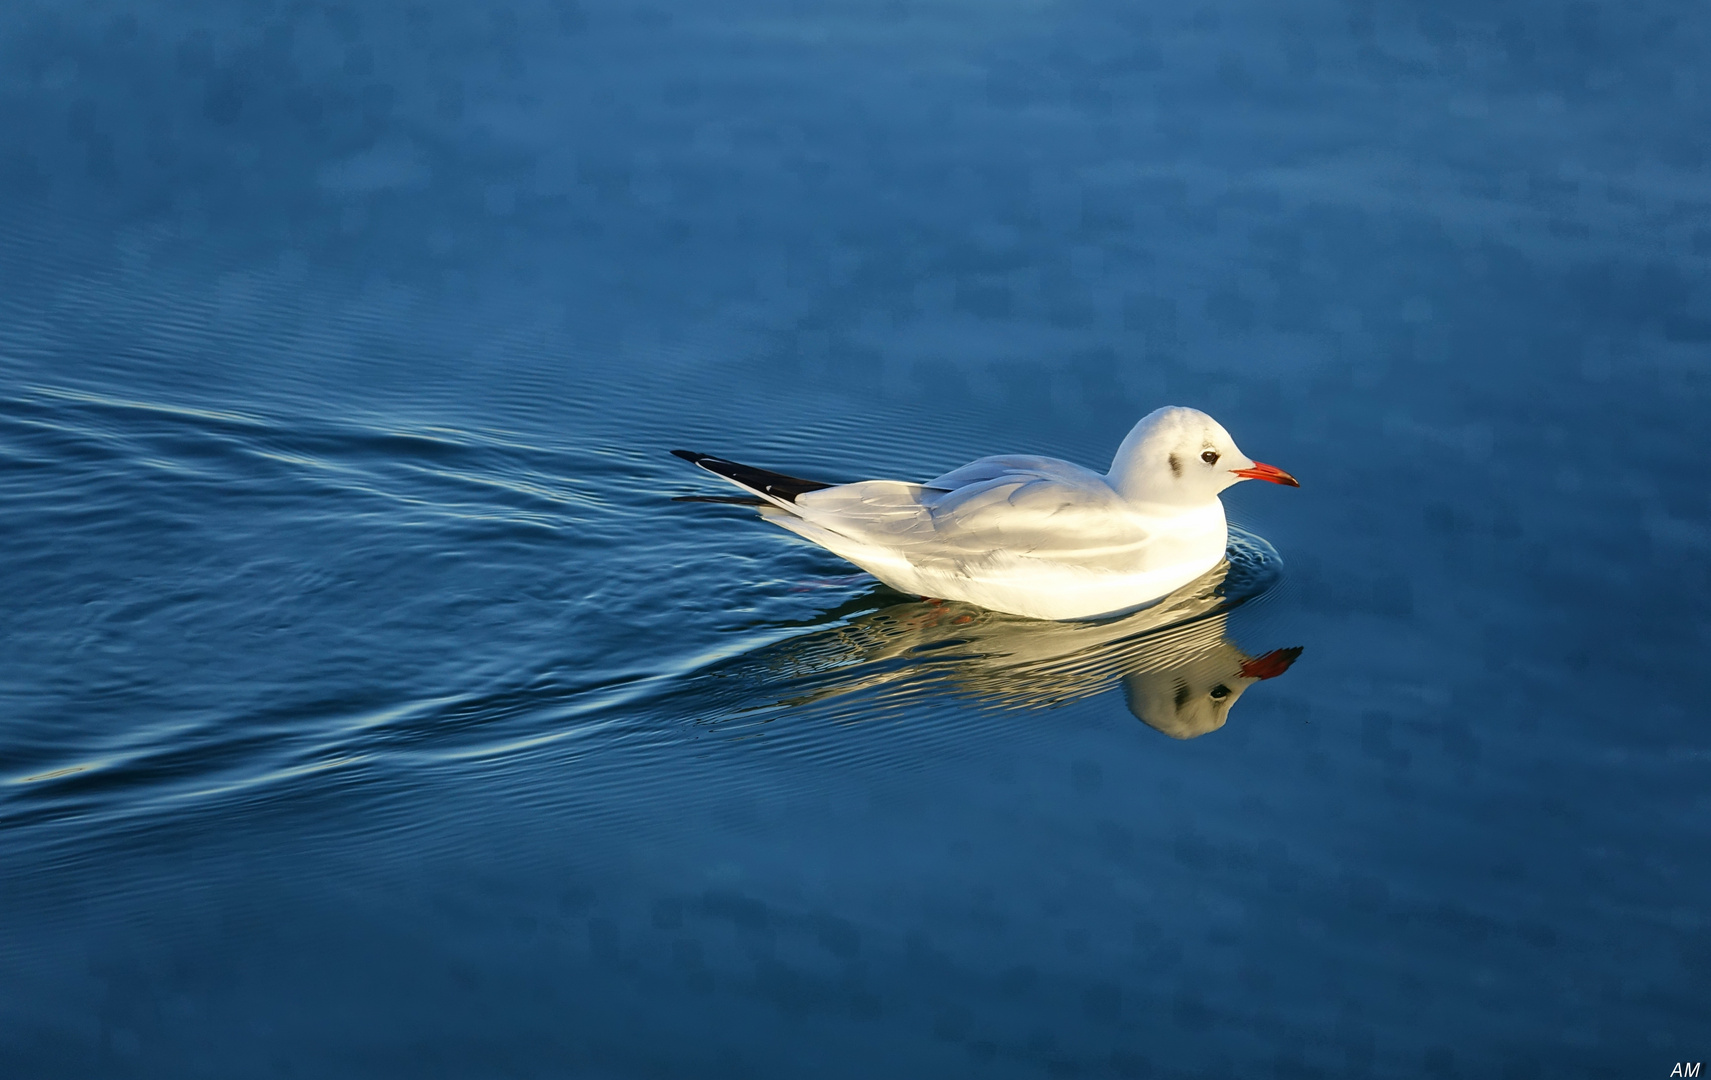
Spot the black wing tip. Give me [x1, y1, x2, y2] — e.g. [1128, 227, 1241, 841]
[672, 494, 766, 506]
[669, 449, 833, 503]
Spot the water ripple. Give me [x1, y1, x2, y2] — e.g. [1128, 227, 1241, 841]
[0, 382, 1306, 856]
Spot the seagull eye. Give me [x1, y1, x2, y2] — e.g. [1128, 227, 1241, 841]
[1201, 450, 1219, 465]
[1209, 684, 1231, 700]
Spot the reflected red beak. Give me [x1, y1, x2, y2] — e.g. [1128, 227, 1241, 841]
[1231, 461, 1300, 487]
[1240, 646, 1304, 680]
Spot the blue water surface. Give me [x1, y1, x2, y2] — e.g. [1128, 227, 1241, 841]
[2, 1, 1708, 1076]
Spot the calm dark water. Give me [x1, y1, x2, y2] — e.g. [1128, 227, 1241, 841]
[2, 1, 1708, 1076]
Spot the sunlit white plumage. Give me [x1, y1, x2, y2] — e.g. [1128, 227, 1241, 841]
[673, 406, 1297, 621]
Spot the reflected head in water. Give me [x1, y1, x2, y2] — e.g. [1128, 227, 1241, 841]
[1122, 636, 1302, 739]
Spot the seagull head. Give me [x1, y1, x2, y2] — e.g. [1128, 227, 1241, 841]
[1108, 406, 1298, 506]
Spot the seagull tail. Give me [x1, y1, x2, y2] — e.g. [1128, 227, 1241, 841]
[669, 449, 835, 507]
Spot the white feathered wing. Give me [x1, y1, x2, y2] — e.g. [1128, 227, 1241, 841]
[754, 455, 1227, 621]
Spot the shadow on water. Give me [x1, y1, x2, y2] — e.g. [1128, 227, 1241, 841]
[687, 528, 1302, 739]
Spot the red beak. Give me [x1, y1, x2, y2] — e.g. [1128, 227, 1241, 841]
[1240, 646, 1304, 680]
[1231, 461, 1299, 487]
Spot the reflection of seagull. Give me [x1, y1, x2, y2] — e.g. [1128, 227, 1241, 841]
[701, 547, 1302, 739]
[673, 406, 1297, 621]
[1117, 620, 1301, 739]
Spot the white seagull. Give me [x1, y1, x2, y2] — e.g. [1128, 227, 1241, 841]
[672, 406, 1298, 621]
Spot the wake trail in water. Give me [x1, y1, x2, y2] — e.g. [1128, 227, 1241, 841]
[1, 382, 1303, 852]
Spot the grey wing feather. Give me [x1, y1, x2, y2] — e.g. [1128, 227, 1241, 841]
[924, 454, 1094, 490]
[793, 455, 1149, 561]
